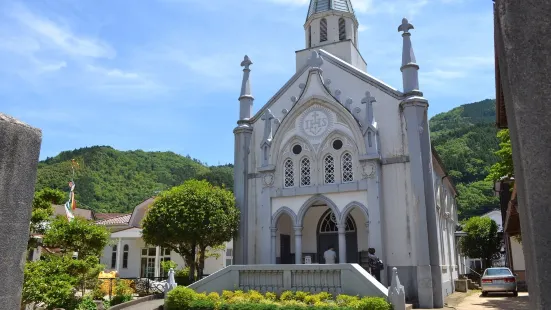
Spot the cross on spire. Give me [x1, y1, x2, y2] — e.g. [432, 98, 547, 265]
[361, 91, 376, 126]
[398, 18, 414, 35]
[307, 50, 324, 68]
[241, 55, 253, 70]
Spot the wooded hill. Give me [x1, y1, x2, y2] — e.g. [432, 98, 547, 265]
[36, 99, 499, 217]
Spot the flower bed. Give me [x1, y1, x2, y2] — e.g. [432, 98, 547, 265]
[165, 288, 391, 310]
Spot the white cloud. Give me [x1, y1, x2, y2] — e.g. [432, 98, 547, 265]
[8, 3, 115, 59]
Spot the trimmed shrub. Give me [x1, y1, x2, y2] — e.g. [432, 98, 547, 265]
[264, 292, 277, 301]
[189, 299, 217, 310]
[293, 291, 309, 302]
[166, 287, 197, 310]
[279, 291, 294, 301]
[353, 297, 392, 310]
[336, 294, 359, 307]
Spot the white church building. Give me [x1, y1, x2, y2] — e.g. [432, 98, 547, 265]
[231, 0, 459, 308]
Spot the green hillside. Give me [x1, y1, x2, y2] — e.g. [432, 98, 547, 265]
[35, 99, 499, 218]
[35, 146, 233, 213]
[429, 99, 500, 219]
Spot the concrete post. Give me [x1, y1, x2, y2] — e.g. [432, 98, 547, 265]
[0, 114, 42, 309]
[271, 227, 277, 264]
[115, 238, 122, 272]
[154, 246, 161, 278]
[338, 225, 347, 264]
[294, 227, 303, 264]
[494, 1, 551, 308]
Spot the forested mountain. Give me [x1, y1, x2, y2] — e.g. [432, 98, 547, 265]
[36, 99, 499, 217]
[35, 146, 233, 213]
[429, 99, 500, 219]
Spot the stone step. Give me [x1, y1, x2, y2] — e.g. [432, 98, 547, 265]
[406, 304, 413, 310]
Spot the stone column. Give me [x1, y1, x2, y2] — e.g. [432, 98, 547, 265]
[271, 227, 277, 264]
[494, 1, 551, 308]
[0, 114, 42, 310]
[115, 238, 122, 272]
[337, 225, 347, 264]
[294, 227, 303, 264]
[154, 246, 161, 278]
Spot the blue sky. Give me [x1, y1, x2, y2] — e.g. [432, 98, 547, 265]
[0, 0, 495, 165]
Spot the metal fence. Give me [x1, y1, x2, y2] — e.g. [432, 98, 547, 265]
[98, 275, 208, 301]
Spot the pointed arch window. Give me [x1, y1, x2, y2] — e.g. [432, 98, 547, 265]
[300, 157, 311, 186]
[324, 154, 335, 184]
[308, 25, 312, 48]
[320, 18, 328, 42]
[122, 244, 129, 269]
[111, 245, 117, 269]
[339, 18, 346, 40]
[319, 210, 356, 233]
[342, 152, 354, 183]
[284, 159, 294, 188]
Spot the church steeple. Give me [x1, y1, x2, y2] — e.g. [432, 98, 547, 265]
[304, 0, 359, 49]
[297, 0, 366, 72]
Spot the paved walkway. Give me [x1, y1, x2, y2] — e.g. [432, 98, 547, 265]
[445, 291, 529, 310]
[124, 298, 164, 310]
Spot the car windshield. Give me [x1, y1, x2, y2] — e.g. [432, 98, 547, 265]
[485, 268, 512, 276]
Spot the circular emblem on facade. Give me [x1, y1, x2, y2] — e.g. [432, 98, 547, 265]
[298, 106, 334, 141]
[262, 173, 275, 187]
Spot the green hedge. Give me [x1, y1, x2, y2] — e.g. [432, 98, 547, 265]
[165, 288, 391, 310]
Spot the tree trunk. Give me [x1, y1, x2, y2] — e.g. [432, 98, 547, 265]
[198, 245, 206, 279]
[189, 243, 196, 282]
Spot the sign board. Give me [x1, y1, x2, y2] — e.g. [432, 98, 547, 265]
[304, 255, 312, 264]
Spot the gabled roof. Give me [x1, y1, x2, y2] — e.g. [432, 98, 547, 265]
[52, 205, 94, 220]
[95, 214, 131, 226]
[307, 0, 355, 20]
[250, 49, 403, 123]
[95, 213, 126, 221]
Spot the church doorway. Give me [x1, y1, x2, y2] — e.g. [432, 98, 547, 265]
[317, 209, 358, 263]
[280, 234, 292, 264]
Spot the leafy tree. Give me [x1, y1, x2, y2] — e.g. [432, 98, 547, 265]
[142, 180, 240, 281]
[486, 129, 514, 182]
[459, 216, 502, 269]
[29, 188, 66, 249]
[43, 216, 111, 258]
[456, 180, 499, 218]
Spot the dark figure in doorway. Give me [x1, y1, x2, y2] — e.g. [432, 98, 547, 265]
[367, 247, 383, 282]
[323, 245, 337, 264]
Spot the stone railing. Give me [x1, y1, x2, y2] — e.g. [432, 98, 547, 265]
[188, 264, 388, 298]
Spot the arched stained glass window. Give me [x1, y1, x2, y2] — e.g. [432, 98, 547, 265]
[284, 159, 294, 188]
[342, 152, 353, 182]
[324, 154, 335, 184]
[319, 210, 356, 233]
[300, 157, 311, 186]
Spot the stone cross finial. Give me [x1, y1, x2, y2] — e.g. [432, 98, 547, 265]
[307, 50, 324, 68]
[361, 91, 376, 126]
[241, 55, 253, 70]
[398, 18, 414, 34]
[388, 267, 406, 310]
[261, 109, 275, 142]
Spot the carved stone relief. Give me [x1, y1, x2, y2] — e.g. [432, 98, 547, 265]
[361, 162, 376, 179]
[262, 173, 275, 188]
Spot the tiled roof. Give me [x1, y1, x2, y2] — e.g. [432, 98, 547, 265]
[307, 0, 354, 19]
[95, 213, 126, 221]
[53, 205, 94, 220]
[95, 214, 131, 225]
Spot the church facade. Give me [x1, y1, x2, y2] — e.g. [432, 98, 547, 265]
[232, 1, 459, 308]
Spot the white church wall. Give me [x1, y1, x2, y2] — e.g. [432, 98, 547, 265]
[275, 214, 295, 257]
[510, 237, 525, 271]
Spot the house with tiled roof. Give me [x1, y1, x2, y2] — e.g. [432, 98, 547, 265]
[97, 197, 232, 279]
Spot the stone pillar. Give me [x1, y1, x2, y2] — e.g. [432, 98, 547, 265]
[294, 227, 303, 264]
[115, 238, 122, 272]
[494, 1, 551, 308]
[0, 114, 42, 310]
[154, 246, 161, 278]
[271, 227, 277, 264]
[337, 225, 347, 264]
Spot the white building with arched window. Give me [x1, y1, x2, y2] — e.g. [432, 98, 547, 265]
[231, 0, 459, 308]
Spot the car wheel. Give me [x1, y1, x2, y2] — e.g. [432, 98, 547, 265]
[482, 291, 488, 297]
[513, 291, 518, 297]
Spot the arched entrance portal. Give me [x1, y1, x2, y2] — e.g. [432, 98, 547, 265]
[317, 209, 358, 263]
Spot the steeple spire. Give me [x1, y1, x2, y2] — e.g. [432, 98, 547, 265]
[307, 0, 355, 20]
[398, 18, 421, 95]
[238, 55, 254, 122]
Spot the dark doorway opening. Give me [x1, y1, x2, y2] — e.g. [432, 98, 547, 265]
[317, 209, 358, 263]
[280, 234, 292, 264]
